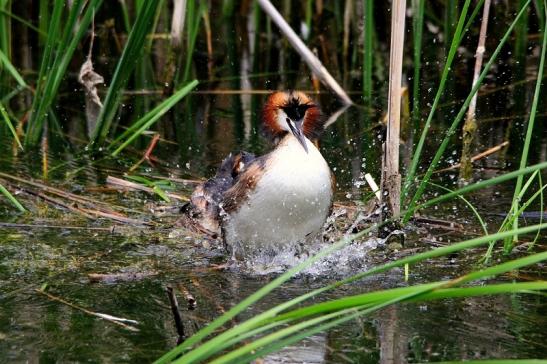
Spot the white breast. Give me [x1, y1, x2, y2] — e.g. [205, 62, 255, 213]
[222, 135, 333, 252]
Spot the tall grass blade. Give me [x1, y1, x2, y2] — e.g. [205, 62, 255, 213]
[181, 0, 205, 84]
[221, 281, 546, 363]
[0, 0, 11, 62]
[0, 49, 27, 87]
[402, 1, 532, 224]
[0, 102, 22, 149]
[237, 279, 547, 363]
[0, 183, 26, 212]
[272, 282, 547, 322]
[0, 8, 46, 39]
[427, 181, 488, 235]
[90, 1, 160, 146]
[402, 0, 473, 201]
[514, 0, 530, 66]
[38, 0, 50, 44]
[110, 80, 198, 156]
[506, 2, 547, 250]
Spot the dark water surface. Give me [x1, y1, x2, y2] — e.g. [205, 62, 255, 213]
[1, 88, 546, 362]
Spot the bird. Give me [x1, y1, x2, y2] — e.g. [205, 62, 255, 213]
[179, 91, 334, 259]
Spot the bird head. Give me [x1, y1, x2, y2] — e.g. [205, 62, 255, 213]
[262, 91, 323, 152]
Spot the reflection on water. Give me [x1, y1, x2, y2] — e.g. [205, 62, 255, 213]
[0, 211, 546, 363]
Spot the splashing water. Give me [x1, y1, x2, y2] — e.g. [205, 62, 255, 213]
[226, 236, 384, 276]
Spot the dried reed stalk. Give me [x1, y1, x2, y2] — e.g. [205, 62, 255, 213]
[460, 0, 492, 181]
[170, 0, 187, 48]
[381, 0, 407, 220]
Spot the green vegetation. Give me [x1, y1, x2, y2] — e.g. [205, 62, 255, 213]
[0, 1, 545, 363]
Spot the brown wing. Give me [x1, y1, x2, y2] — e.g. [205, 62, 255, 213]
[177, 151, 256, 236]
[220, 156, 267, 214]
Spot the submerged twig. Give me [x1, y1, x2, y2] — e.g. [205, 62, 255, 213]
[166, 286, 186, 344]
[411, 216, 465, 231]
[36, 289, 139, 332]
[88, 271, 158, 283]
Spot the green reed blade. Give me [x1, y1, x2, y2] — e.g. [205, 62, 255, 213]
[0, 102, 22, 149]
[0, 183, 26, 212]
[181, 0, 206, 84]
[240, 282, 547, 364]
[110, 80, 198, 156]
[0, 8, 46, 37]
[402, 0, 473, 202]
[186, 252, 547, 363]
[507, 2, 547, 250]
[26, 0, 103, 146]
[271, 282, 547, 323]
[403, 0, 532, 224]
[0, 48, 26, 87]
[90, 1, 160, 146]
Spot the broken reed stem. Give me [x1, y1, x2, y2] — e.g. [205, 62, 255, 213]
[0, 174, 152, 225]
[257, 0, 353, 105]
[0, 171, 143, 213]
[0, 222, 115, 231]
[106, 175, 188, 201]
[129, 133, 161, 172]
[381, 0, 406, 221]
[88, 271, 158, 283]
[459, 0, 492, 181]
[177, 283, 197, 310]
[201, 8, 214, 81]
[170, 0, 187, 48]
[36, 289, 139, 332]
[434, 141, 508, 174]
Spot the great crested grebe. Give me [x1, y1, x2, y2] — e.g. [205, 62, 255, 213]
[180, 91, 334, 257]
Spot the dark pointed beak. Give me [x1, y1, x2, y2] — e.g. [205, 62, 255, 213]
[288, 119, 308, 153]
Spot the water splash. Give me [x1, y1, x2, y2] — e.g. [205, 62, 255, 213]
[227, 236, 384, 277]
